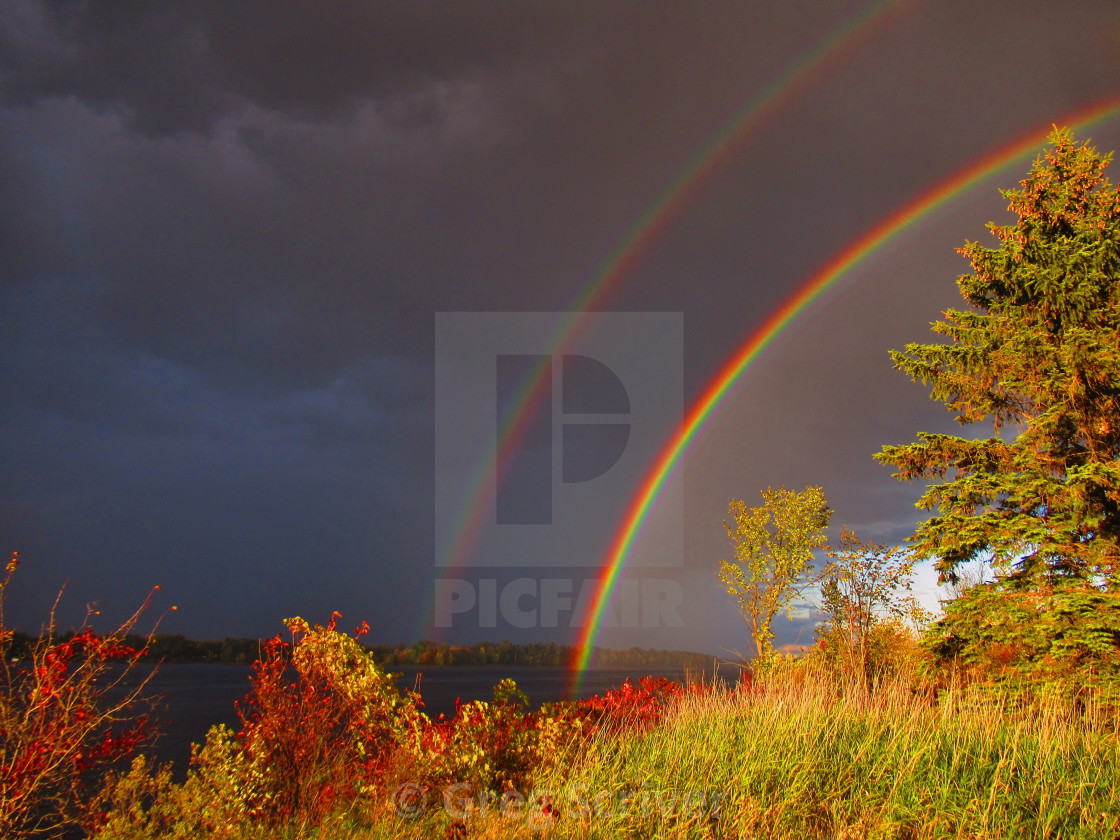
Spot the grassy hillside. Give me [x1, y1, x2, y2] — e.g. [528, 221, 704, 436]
[362, 670, 1120, 839]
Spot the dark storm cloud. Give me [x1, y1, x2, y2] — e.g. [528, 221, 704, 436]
[7, 0, 1113, 392]
[0, 97, 439, 385]
[0, 270, 433, 636]
[1, 1, 612, 388]
[2, 0, 1119, 652]
[0, 1, 592, 133]
[0, 1, 887, 136]
[1, 0, 849, 394]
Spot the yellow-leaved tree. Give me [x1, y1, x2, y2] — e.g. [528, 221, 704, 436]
[719, 486, 831, 663]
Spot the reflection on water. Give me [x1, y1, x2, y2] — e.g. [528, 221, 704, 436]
[137, 664, 252, 780]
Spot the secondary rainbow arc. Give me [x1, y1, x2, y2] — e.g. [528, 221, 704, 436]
[423, 0, 911, 640]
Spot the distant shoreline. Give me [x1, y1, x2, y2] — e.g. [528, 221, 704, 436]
[5, 630, 718, 670]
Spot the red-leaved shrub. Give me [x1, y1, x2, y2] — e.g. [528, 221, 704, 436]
[0, 553, 162, 840]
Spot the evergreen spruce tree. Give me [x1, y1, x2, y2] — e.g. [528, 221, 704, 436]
[876, 129, 1120, 588]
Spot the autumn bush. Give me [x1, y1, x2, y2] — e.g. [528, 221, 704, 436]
[89, 613, 697, 838]
[0, 553, 162, 840]
[92, 613, 426, 838]
[395, 677, 569, 799]
[810, 618, 928, 691]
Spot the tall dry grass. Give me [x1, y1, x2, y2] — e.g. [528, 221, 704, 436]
[375, 667, 1120, 839]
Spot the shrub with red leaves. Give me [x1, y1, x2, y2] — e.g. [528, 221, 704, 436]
[0, 553, 162, 840]
[226, 614, 423, 827]
[578, 675, 685, 731]
[90, 610, 703, 833]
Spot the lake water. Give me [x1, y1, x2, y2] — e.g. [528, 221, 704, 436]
[131, 663, 717, 778]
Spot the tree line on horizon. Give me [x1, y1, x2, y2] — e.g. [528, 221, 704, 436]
[2, 630, 711, 671]
[366, 639, 712, 670]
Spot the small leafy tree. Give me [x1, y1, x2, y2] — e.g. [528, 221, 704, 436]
[719, 486, 832, 662]
[816, 530, 928, 682]
[875, 129, 1120, 587]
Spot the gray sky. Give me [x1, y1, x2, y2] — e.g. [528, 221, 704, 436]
[2, 0, 1119, 657]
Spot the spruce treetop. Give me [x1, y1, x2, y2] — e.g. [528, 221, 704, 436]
[876, 128, 1120, 586]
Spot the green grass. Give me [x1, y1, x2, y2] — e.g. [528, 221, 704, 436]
[365, 672, 1120, 840]
[520, 674, 1120, 839]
